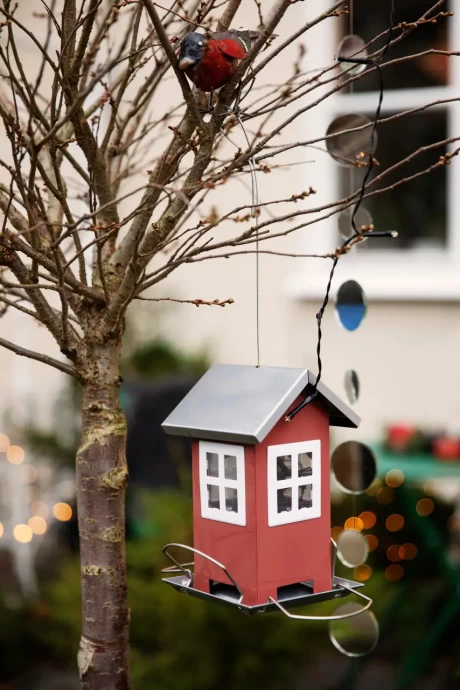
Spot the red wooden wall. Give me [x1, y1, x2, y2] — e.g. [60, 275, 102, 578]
[192, 396, 332, 606]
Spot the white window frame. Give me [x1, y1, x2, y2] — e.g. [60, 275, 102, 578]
[267, 440, 321, 527]
[199, 440, 246, 526]
[286, 2, 460, 302]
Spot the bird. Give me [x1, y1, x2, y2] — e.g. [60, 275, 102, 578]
[178, 29, 260, 94]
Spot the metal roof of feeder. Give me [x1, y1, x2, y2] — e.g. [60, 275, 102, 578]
[162, 364, 360, 445]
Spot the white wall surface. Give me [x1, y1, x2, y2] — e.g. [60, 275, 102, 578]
[1, 1, 459, 447]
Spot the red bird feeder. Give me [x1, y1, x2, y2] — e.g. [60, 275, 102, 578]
[161, 364, 372, 619]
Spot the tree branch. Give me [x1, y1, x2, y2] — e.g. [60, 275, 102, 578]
[0, 336, 82, 380]
[244, 0, 347, 85]
[216, 0, 242, 31]
[141, 0, 204, 129]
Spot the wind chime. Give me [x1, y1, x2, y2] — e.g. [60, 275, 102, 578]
[160, 0, 397, 658]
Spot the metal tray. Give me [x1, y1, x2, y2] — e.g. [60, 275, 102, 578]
[163, 574, 363, 615]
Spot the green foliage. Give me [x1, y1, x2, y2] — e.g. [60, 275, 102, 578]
[17, 337, 209, 469]
[22, 427, 77, 468]
[0, 597, 48, 677]
[34, 490, 332, 690]
[121, 338, 209, 379]
[3, 485, 458, 686]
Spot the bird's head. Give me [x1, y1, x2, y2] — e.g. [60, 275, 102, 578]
[179, 32, 206, 70]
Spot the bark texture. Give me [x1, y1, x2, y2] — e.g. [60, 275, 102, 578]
[76, 337, 131, 690]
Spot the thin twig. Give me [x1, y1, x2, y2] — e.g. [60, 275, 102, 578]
[0, 336, 82, 380]
[135, 295, 235, 306]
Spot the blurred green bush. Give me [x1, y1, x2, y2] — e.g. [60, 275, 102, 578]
[0, 491, 339, 690]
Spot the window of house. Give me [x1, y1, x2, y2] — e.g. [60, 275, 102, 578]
[337, 0, 450, 252]
[199, 441, 246, 526]
[267, 440, 321, 527]
[288, 0, 460, 301]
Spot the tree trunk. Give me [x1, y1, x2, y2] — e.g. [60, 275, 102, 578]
[76, 338, 131, 689]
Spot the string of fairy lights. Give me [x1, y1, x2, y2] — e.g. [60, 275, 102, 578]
[0, 431, 73, 595]
[328, 0, 401, 593]
[324, 0, 453, 593]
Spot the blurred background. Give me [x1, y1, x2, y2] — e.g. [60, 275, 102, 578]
[1, 0, 460, 689]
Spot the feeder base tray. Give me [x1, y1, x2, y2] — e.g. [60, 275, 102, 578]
[162, 575, 363, 614]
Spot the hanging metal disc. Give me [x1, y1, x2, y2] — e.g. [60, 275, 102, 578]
[338, 206, 373, 240]
[326, 114, 376, 167]
[344, 369, 360, 404]
[337, 529, 369, 567]
[337, 34, 369, 76]
[329, 602, 379, 657]
[335, 280, 367, 332]
[331, 441, 377, 494]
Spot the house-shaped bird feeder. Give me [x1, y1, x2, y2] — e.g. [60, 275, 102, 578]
[161, 364, 371, 618]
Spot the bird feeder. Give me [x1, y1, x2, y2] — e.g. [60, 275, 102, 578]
[161, 364, 372, 620]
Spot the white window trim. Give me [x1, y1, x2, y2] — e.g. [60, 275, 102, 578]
[286, 2, 460, 302]
[267, 440, 321, 527]
[199, 441, 246, 526]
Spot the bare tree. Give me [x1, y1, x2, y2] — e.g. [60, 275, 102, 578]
[0, 0, 457, 687]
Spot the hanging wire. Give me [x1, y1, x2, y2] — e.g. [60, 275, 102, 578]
[220, 115, 261, 366]
[237, 114, 261, 368]
[286, 0, 397, 422]
[348, 0, 355, 227]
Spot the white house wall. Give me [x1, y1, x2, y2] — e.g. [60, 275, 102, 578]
[1, 2, 459, 447]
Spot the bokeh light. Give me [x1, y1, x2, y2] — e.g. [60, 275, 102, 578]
[20, 464, 38, 483]
[448, 514, 460, 532]
[416, 498, 434, 516]
[53, 503, 72, 522]
[359, 511, 377, 529]
[28, 516, 47, 535]
[354, 564, 372, 581]
[366, 478, 382, 496]
[386, 544, 402, 562]
[385, 564, 404, 581]
[424, 480, 436, 495]
[385, 469, 404, 488]
[0, 522, 4, 538]
[344, 516, 364, 531]
[13, 524, 33, 543]
[0, 433, 10, 453]
[31, 501, 49, 519]
[6, 445, 25, 465]
[331, 525, 344, 542]
[399, 543, 418, 560]
[386, 514, 405, 532]
[377, 487, 394, 505]
[366, 534, 379, 552]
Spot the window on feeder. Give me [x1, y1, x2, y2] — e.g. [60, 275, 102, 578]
[277, 487, 292, 513]
[206, 452, 218, 477]
[267, 440, 321, 526]
[199, 441, 246, 526]
[299, 452, 313, 477]
[224, 454, 237, 480]
[277, 455, 292, 480]
[298, 484, 313, 509]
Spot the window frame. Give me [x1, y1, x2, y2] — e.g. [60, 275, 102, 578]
[286, 1, 460, 302]
[267, 440, 321, 527]
[198, 440, 246, 526]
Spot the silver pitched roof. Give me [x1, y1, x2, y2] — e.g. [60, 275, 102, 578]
[162, 364, 360, 445]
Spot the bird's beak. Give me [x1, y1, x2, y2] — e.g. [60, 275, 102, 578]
[179, 56, 196, 70]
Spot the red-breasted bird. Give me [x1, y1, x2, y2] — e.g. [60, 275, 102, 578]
[178, 29, 260, 93]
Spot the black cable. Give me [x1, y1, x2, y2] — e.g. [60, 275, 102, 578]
[286, 0, 397, 422]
